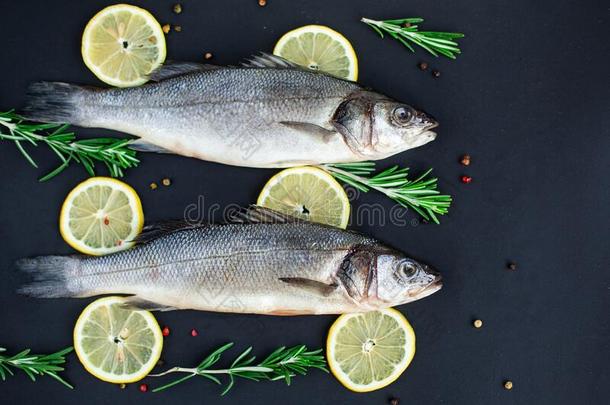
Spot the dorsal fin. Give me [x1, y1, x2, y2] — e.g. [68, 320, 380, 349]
[240, 52, 301, 69]
[148, 61, 221, 81]
[131, 220, 206, 244]
[228, 205, 302, 224]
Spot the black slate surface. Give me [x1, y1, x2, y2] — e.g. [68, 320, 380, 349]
[0, 1, 608, 404]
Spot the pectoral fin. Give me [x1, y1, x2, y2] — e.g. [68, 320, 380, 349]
[129, 139, 172, 154]
[279, 277, 338, 297]
[279, 121, 337, 143]
[120, 296, 177, 312]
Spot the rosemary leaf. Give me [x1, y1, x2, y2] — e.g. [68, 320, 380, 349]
[361, 17, 464, 59]
[0, 110, 139, 181]
[151, 343, 327, 394]
[320, 162, 452, 224]
[0, 346, 73, 388]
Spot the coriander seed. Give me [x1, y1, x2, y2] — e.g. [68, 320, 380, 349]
[473, 319, 483, 328]
[173, 4, 182, 14]
[460, 154, 471, 166]
[258, 0, 267, 6]
[174, 25, 182, 32]
[162, 178, 171, 186]
[504, 380, 513, 390]
[149, 182, 158, 190]
[204, 52, 213, 60]
[162, 24, 170, 34]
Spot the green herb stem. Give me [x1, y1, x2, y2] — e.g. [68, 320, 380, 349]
[320, 162, 451, 224]
[0, 346, 74, 389]
[150, 343, 327, 395]
[0, 110, 139, 181]
[361, 17, 464, 59]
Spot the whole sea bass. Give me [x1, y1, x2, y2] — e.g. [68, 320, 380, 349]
[23, 54, 438, 168]
[18, 207, 442, 315]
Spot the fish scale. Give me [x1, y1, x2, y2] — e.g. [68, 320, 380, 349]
[18, 208, 442, 315]
[24, 54, 438, 168]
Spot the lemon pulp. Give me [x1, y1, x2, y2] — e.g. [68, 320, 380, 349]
[82, 4, 166, 87]
[73, 296, 163, 383]
[257, 166, 350, 228]
[273, 25, 358, 81]
[326, 308, 416, 392]
[59, 177, 143, 255]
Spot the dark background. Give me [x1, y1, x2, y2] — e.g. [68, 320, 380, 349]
[0, 0, 608, 404]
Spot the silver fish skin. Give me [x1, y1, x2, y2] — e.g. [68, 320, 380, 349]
[18, 207, 442, 315]
[23, 54, 438, 168]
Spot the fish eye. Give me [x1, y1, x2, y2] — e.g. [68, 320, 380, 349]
[392, 106, 414, 125]
[400, 262, 418, 278]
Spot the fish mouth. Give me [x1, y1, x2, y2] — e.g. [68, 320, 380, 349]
[422, 121, 439, 140]
[411, 279, 443, 300]
[409, 267, 443, 300]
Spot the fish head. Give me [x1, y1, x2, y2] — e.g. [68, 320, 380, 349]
[375, 253, 442, 306]
[338, 245, 442, 309]
[332, 91, 438, 158]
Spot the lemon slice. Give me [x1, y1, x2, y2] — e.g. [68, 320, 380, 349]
[74, 296, 163, 384]
[257, 166, 350, 228]
[273, 25, 358, 81]
[326, 308, 416, 392]
[59, 177, 144, 256]
[82, 4, 166, 87]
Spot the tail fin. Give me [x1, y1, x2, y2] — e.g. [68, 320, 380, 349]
[17, 255, 82, 298]
[22, 82, 86, 124]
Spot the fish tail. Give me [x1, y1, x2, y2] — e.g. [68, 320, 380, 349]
[22, 82, 89, 124]
[16, 255, 85, 298]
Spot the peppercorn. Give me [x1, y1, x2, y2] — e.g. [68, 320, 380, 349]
[460, 175, 472, 184]
[174, 25, 182, 32]
[390, 398, 400, 405]
[173, 4, 182, 14]
[149, 182, 158, 190]
[161, 24, 170, 34]
[162, 326, 170, 336]
[418, 62, 428, 71]
[204, 52, 213, 60]
[258, 0, 267, 6]
[504, 380, 513, 390]
[460, 154, 471, 166]
[162, 178, 171, 186]
[191, 328, 198, 337]
[473, 319, 483, 328]
[507, 262, 517, 271]
[139, 383, 148, 392]
[432, 69, 441, 78]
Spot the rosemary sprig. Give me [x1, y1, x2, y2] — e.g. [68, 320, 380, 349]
[320, 162, 451, 224]
[0, 110, 139, 181]
[361, 17, 464, 59]
[150, 343, 327, 395]
[0, 346, 73, 389]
